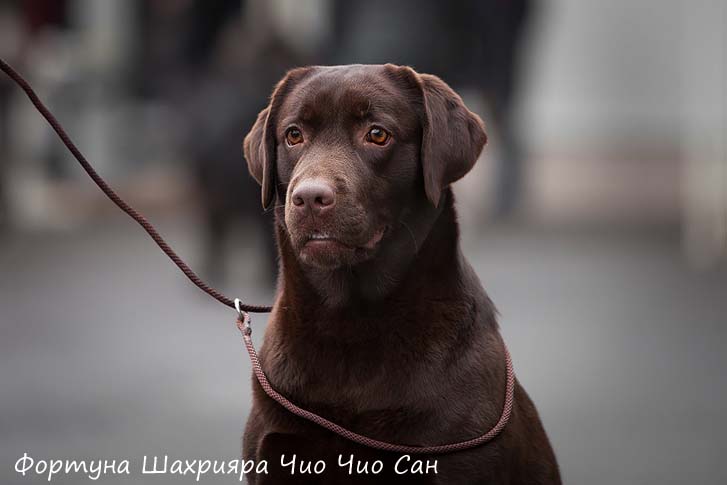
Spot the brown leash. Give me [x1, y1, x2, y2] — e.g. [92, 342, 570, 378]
[237, 307, 515, 454]
[1, 57, 515, 455]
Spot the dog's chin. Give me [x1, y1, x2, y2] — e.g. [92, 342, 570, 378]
[294, 227, 387, 270]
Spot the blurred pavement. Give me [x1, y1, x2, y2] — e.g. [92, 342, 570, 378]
[1, 218, 726, 484]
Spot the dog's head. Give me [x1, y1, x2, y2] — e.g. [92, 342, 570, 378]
[244, 64, 486, 271]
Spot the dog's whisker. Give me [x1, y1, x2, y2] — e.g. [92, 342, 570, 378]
[261, 203, 287, 214]
[398, 219, 419, 254]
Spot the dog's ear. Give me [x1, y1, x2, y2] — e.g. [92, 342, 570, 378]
[416, 73, 487, 207]
[243, 107, 272, 208]
[244, 67, 312, 209]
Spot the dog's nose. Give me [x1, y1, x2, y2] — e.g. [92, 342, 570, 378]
[291, 180, 335, 215]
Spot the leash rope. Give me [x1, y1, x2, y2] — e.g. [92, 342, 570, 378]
[0, 58, 270, 313]
[2, 57, 514, 455]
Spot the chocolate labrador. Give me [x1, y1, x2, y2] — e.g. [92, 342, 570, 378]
[242, 64, 560, 484]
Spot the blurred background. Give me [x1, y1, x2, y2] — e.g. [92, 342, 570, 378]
[1, 0, 725, 483]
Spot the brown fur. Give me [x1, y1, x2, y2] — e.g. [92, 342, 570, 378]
[242, 64, 560, 484]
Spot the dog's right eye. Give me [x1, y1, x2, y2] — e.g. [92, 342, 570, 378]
[286, 128, 304, 146]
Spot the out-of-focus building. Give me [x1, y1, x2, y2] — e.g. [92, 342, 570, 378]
[0, 0, 724, 267]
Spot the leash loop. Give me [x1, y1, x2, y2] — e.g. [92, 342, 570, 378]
[235, 312, 516, 455]
[234, 298, 252, 336]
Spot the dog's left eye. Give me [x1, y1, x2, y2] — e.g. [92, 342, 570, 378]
[366, 127, 390, 145]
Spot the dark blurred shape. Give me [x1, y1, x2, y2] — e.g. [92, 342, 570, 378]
[0, 76, 9, 230]
[131, 0, 305, 286]
[0, 0, 72, 229]
[329, 0, 534, 219]
[190, 33, 300, 287]
[21, 0, 69, 33]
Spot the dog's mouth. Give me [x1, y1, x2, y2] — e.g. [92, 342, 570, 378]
[305, 226, 386, 249]
[299, 226, 388, 268]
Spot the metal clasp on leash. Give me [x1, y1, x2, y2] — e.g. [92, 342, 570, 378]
[234, 298, 252, 336]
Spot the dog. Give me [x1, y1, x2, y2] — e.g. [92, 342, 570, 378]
[241, 64, 560, 484]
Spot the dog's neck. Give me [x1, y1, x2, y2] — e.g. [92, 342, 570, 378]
[273, 190, 496, 336]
